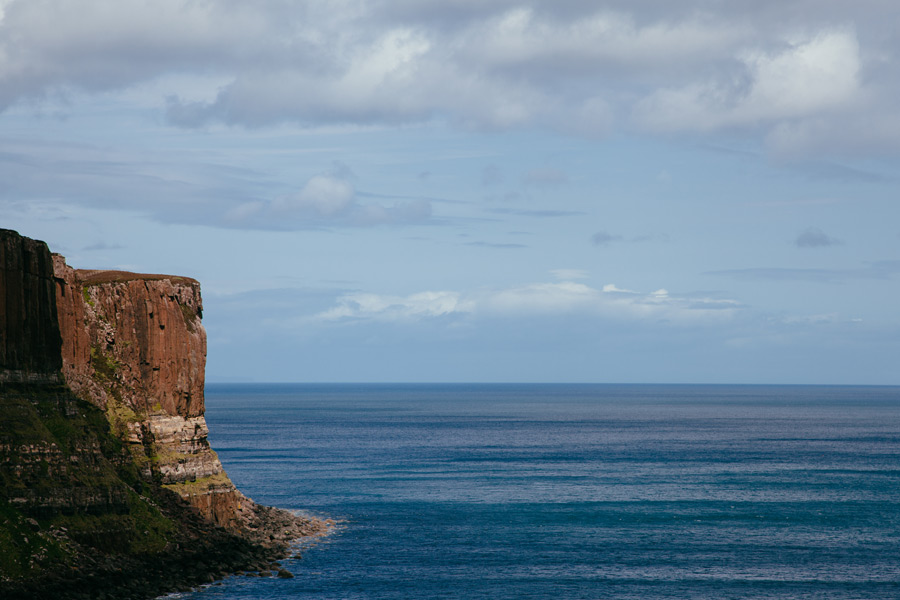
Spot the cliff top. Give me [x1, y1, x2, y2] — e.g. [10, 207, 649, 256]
[73, 268, 199, 286]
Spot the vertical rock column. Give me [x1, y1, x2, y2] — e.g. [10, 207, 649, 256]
[0, 230, 62, 383]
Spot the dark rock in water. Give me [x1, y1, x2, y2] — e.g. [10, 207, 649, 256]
[277, 569, 295, 578]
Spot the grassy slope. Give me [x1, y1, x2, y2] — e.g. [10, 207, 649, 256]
[0, 384, 175, 579]
[0, 384, 282, 600]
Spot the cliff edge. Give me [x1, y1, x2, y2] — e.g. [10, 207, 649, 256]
[0, 230, 327, 599]
[0, 229, 62, 384]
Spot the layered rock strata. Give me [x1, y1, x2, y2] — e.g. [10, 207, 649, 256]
[0, 229, 328, 598]
[52, 257, 250, 530]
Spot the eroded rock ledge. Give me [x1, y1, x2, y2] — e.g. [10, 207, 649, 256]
[0, 230, 329, 599]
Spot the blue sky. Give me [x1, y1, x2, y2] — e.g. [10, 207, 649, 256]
[1, 0, 898, 383]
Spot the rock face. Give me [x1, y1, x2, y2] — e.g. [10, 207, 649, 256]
[54, 261, 206, 417]
[51, 256, 272, 532]
[0, 230, 62, 383]
[0, 229, 328, 598]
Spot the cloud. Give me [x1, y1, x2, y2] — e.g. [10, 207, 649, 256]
[634, 30, 862, 132]
[481, 164, 504, 186]
[551, 269, 589, 280]
[225, 174, 433, 229]
[464, 241, 527, 249]
[276, 175, 354, 218]
[522, 167, 568, 187]
[708, 260, 900, 283]
[317, 291, 474, 322]
[590, 231, 668, 246]
[3, 2, 900, 156]
[795, 226, 841, 248]
[591, 231, 623, 246]
[83, 242, 124, 251]
[0, 138, 435, 231]
[312, 279, 740, 325]
[781, 313, 840, 325]
[488, 208, 585, 218]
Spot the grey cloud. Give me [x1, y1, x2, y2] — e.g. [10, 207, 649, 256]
[708, 261, 900, 283]
[2, 1, 900, 156]
[591, 231, 623, 246]
[0, 140, 256, 217]
[489, 208, 585, 218]
[225, 175, 433, 230]
[0, 139, 434, 231]
[83, 242, 125, 251]
[795, 227, 842, 248]
[791, 160, 891, 183]
[464, 241, 528, 249]
[631, 233, 671, 244]
[481, 165, 504, 186]
[522, 167, 568, 187]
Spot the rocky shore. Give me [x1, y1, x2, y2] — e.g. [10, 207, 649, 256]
[0, 229, 330, 599]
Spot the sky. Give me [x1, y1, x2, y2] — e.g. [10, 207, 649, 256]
[1, 0, 898, 384]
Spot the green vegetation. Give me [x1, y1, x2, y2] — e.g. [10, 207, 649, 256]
[163, 471, 232, 497]
[87, 345, 145, 471]
[89, 345, 120, 384]
[50, 488, 174, 555]
[81, 286, 94, 307]
[0, 385, 181, 580]
[0, 500, 68, 579]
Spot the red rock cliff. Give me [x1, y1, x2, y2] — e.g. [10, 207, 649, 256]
[1, 229, 327, 596]
[54, 259, 206, 417]
[51, 256, 304, 537]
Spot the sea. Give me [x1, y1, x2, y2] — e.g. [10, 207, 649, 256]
[172, 383, 900, 599]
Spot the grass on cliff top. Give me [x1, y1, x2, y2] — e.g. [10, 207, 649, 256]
[77, 269, 198, 286]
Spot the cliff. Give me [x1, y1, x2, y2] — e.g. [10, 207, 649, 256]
[0, 229, 62, 383]
[53, 258, 239, 527]
[0, 230, 327, 599]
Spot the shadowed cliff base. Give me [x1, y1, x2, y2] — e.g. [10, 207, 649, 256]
[0, 229, 331, 599]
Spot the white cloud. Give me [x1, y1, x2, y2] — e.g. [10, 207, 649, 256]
[635, 30, 862, 132]
[740, 31, 860, 119]
[782, 313, 840, 325]
[317, 291, 474, 322]
[313, 280, 740, 325]
[551, 269, 589, 281]
[602, 283, 636, 293]
[225, 174, 432, 229]
[273, 176, 355, 218]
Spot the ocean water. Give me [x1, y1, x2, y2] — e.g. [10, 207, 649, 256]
[177, 384, 900, 599]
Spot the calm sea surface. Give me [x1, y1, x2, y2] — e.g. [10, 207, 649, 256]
[173, 384, 900, 599]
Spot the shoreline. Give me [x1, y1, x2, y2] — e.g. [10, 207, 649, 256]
[1, 494, 336, 600]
